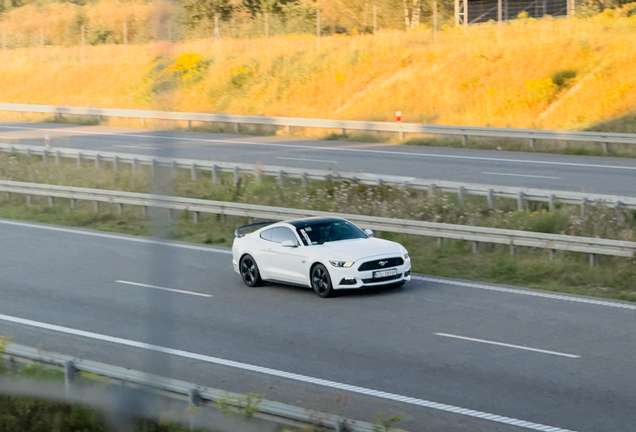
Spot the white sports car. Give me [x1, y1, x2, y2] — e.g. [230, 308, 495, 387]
[232, 217, 411, 298]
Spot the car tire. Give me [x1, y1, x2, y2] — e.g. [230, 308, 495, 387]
[240, 255, 263, 287]
[311, 264, 335, 298]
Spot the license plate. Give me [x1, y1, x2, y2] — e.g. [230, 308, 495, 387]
[373, 268, 398, 278]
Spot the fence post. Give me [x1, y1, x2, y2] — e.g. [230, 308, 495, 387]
[498, 0, 502, 22]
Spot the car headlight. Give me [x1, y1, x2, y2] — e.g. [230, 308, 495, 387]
[404, 253, 409, 260]
[330, 261, 354, 268]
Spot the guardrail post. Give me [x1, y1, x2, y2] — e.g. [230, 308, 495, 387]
[64, 360, 76, 396]
[589, 253, 598, 268]
[171, 161, 177, 178]
[233, 166, 239, 184]
[285, 125, 291, 135]
[187, 120, 192, 131]
[549, 249, 556, 261]
[151, 159, 157, 177]
[132, 158, 137, 174]
[472, 241, 480, 253]
[602, 142, 609, 154]
[169, 208, 175, 220]
[248, 217, 254, 224]
[113, 156, 118, 171]
[71, 198, 77, 210]
[95, 154, 100, 168]
[510, 245, 517, 257]
[212, 165, 218, 184]
[42, 149, 47, 164]
[77, 153, 82, 167]
[549, 194, 555, 212]
[341, 128, 347, 137]
[118, 203, 124, 214]
[580, 198, 587, 218]
[461, 135, 468, 147]
[437, 237, 444, 248]
[517, 192, 525, 211]
[140, 118, 145, 127]
[487, 189, 494, 209]
[191, 163, 197, 181]
[529, 138, 535, 149]
[335, 419, 351, 432]
[428, 184, 436, 199]
[48, 196, 55, 207]
[458, 186, 465, 205]
[221, 213, 227, 224]
[94, 201, 100, 212]
[278, 170, 285, 187]
[26, 195, 32, 206]
[193, 211, 199, 224]
[302, 172, 308, 188]
[55, 151, 60, 165]
[234, 123, 239, 134]
[615, 201, 622, 218]
[26, 148, 31, 158]
[142, 206, 148, 218]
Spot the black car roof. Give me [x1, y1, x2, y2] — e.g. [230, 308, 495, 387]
[286, 217, 346, 228]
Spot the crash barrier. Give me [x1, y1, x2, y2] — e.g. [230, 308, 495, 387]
[1, 179, 634, 267]
[1, 142, 635, 212]
[2, 343, 373, 432]
[1, 102, 636, 151]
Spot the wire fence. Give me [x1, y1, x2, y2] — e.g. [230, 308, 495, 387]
[0, 0, 578, 50]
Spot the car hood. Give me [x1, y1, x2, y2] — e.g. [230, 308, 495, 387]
[310, 238, 404, 262]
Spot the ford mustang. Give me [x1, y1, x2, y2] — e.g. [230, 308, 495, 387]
[232, 217, 411, 297]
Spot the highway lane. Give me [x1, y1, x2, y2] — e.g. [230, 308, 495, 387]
[1, 121, 636, 197]
[0, 219, 635, 431]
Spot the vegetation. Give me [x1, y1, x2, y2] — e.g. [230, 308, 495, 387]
[0, 5, 636, 130]
[0, 153, 634, 302]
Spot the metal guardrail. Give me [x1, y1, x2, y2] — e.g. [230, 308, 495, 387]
[2, 143, 635, 212]
[1, 179, 634, 265]
[3, 343, 375, 432]
[1, 103, 636, 150]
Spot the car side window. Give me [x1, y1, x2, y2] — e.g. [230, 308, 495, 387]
[270, 227, 299, 245]
[260, 228, 274, 241]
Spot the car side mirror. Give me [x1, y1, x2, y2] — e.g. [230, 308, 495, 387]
[282, 240, 298, 248]
[364, 229, 374, 237]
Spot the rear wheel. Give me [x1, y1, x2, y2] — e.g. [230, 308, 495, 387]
[240, 255, 262, 287]
[311, 264, 334, 298]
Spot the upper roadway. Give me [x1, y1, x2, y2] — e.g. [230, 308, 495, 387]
[1, 121, 635, 197]
[1, 219, 635, 432]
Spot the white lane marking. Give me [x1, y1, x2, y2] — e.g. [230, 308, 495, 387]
[113, 145, 158, 150]
[276, 156, 335, 163]
[412, 276, 636, 311]
[0, 219, 232, 255]
[435, 333, 580, 358]
[116, 280, 213, 298]
[481, 172, 561, 180]
[1, 124, 635, 172]
[0, 312, 577, 432]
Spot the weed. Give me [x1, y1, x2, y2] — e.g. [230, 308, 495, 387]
[216, 392, 262, 419]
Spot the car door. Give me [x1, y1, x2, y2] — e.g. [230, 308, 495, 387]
[265, 227, 307, 285]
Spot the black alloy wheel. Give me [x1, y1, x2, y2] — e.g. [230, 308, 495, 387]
[240, 255, 262, 287]
[311, 264, 334, 298]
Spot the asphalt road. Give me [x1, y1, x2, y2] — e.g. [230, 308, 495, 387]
[1, 121, 636, 197]
[1, 219, 635, 432]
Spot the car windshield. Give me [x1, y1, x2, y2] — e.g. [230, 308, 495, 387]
[296, 220, 367, 245]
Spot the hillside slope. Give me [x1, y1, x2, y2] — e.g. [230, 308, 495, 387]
[1, 8, 635, 130]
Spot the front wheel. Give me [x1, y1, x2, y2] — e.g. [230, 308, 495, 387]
[311, 264, 334, 298]
[240, 255, 262, 287]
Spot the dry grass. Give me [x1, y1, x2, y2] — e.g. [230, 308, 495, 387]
[0, 8, 636, 129]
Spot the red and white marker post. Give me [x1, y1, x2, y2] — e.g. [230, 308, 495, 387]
[44, 134, 51, 147]
[396, 111, 404, 140]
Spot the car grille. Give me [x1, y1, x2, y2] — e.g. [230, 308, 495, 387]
[358, 257, 404, 271]
[362, 273, 403, 285]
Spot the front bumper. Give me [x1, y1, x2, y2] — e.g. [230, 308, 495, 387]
[329, 260, 411, 290]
